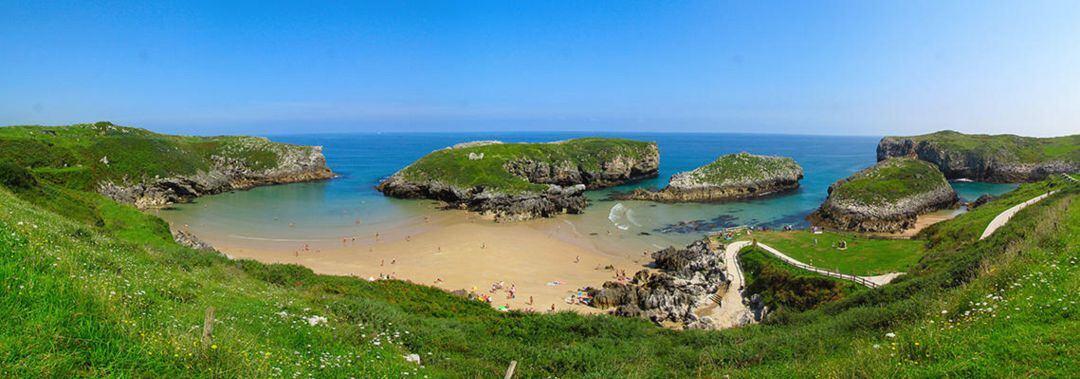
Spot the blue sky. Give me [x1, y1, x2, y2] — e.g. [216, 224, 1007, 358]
[1, 1, 1078, 136]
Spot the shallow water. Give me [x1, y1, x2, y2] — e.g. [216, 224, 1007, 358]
[156, 132, 1019, 252]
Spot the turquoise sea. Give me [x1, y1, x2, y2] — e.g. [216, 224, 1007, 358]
[156, 132, 1017, 252]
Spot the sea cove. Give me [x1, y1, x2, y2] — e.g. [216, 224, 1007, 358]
[153, 132, 1019, 311]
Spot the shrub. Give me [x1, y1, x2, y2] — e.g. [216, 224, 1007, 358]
[0, 161, 37, 189]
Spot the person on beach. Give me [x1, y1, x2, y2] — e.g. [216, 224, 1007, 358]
[391, 258, 396, 265]
[528, 296, 534, 305]
[380, 259, 385, 267]
[574, 256, 580, 263]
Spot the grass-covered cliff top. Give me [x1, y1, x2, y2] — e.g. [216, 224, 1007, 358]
[394, 137, 656, 193]
[885, 130, 1079, 163]
[2, 167, 1076, 376]
[830, 157, 950, 206]
[675, 152, 800, 187]
[0, 122, 312, 189]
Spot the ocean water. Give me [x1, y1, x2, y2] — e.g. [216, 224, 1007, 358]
[155, 132, 1017, 251]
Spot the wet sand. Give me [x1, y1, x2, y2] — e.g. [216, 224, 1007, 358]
[199, 212, 655, 313]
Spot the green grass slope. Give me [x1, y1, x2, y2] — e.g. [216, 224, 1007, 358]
[396, 138, 655, 193]
[747, 230, 926, 276]
[0, 122, 310, 189]
[1, 159, 1076, 377]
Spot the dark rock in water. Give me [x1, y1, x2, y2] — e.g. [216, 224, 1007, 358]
[751, 212, 811, 230]
[654, 215, 738, 234]
[637, 232, 651, 236]
[970, 194, 998, 209]
[584, 239, 728, 326]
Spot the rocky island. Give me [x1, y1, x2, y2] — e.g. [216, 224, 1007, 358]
[618, 152, 803, 202]
[809, 157, 958, 233]
[377, 138, 659, 220]
[877, 130, 1078, 182]
[0, 122, 335, 208]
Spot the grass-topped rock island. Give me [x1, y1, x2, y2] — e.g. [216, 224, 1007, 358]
[377, 138, 659, 220]
[809, 157, 959, 233]
[618, 152, 803, 202]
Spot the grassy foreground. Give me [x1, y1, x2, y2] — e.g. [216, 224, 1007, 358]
[1, 138, 1077, 376]
[745, 230, 926, 276]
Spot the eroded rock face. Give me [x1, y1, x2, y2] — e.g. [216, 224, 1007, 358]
[377, 141, 659, 221]
[619, 153, 803, 202]
[172, 229, 215, 251]
[98, 145, 334, 208]
[584, 239, 728, 326]
[877, 137, 1078, 182]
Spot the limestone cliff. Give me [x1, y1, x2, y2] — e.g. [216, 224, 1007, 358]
[99, 140, 334, 208]
[877, 131, 1078, 182]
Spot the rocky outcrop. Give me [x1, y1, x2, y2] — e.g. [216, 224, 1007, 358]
[583, 239, 728, 327]
[620, 153, 802, 202]
[172, 228, 215, 251]
[377, 139, 659, 221]
[809, 158, 958, 233]
[877, 133, 1079, 182]
[99, 144, 334, 208]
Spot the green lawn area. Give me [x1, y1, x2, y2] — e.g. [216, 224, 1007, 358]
[744, 230, 926, 276]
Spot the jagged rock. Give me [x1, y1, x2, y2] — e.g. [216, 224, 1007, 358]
[877, 131, 1078, 183]
[584, 239, 728, 327]
[98, 145, 334, 208]
[172, 228, 215, 251]
[971, 194, 998, 209]
[619, 152, 803, 202]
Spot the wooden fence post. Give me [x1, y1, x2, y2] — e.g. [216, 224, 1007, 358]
[202, 306, 215, 349]
[504, 360, 518, 379]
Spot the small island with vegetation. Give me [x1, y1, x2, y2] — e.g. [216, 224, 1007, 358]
[0, 122, 335, 208]
[809, 157, 958, 233]
[618, 152, 803, 202]
[877, 130, 1078, 182]
[377, 138, 659, 220]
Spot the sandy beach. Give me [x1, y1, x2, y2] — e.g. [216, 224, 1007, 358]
[198, 211, 656, 313]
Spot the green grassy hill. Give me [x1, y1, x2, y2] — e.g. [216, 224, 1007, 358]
[682, 152, 800, 186]
[0, 122, 314, 190]
[0, 131, 1076, 376]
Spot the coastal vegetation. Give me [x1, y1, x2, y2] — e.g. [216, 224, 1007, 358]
[738, 246, 865, 312]
[0, 122, 334, 207]
[620, 152, 803, 202]
[877, 130, 1079, 182]
[746, 230, 925, 276]
[810, 157, 959, 233]
[0, 125, 1076, 377]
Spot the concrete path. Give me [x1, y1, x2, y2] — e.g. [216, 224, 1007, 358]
[706, 240, 755, 329]
[979, 191, 1056, 240]
[754, 243, 901, 287]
